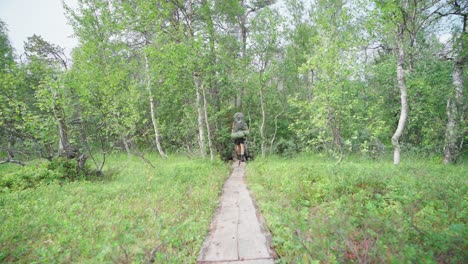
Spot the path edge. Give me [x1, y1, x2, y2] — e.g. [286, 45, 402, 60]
[196, 164, 236, 261]
[243, 165, 278, 260]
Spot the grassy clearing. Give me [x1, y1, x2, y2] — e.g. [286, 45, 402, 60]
[247, 155, 467, 263]
[0, 154, 229, 263]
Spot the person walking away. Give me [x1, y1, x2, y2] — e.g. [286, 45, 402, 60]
[231, 112, 249, 162]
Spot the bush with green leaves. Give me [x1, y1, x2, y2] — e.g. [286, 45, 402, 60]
[46, 157, 92, 180]
[1, 157, 92, 192]
[0, 165, 60, 192]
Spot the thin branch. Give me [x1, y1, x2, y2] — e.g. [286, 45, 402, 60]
[269, 112, 283, 154]
[436, 11, 464, 17]
[0, 158, 25, 166]
[293, 230, 315, 260]
[128, 139, 155, 168]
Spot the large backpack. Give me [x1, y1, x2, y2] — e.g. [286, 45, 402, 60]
[232, 112, 249, 138]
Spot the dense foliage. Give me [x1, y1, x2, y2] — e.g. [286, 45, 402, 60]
[247, 155, 467, 263]
[0, 0, 466, 165]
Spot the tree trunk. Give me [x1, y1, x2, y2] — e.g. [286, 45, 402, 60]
[443, 13, 466, 164]
[240, 14, 247, 59]
[194, 74, 206, 157]
[307, 70, 314, 102]
[269, 112, 282, 154]
[236, 14, 248, 109]
[392, 3, 409, 165]
[58, 118, 69, 153]
[145, 53, 166, 158]
[51, 86, 70, 155]
[443, 97, 459, 163]
[7, 134, 15, 159]
[201, 0, 219, 112]
[53, 99, 70, 155]
[122, 135, 131, 159]
[149, 96, 166, 158]
[2, 134, 24, 166]
[328, 109, 343, 165]
[202, 83, 215, 161]
[259, 78, 266, 158]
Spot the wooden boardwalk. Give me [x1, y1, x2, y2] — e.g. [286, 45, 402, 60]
[197, 162, 275, 264]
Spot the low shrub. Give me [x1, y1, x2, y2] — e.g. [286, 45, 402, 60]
[46, 157, 92, 180]
[1, 157, 92, 192]
[0, 165, 60, 191]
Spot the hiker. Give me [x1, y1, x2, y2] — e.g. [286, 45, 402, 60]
[231, 112, 249, 162]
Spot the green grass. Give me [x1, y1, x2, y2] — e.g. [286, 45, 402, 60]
[247, 154, 467, 263]
[0, 154, 230, 263]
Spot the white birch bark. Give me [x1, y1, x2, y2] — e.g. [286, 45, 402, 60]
[443, 16, 465, 163]
[194, 74, 206, 157]
[57, 116, 70, 153]
[236, 14, 248, 109]
[52, 90, 70, 155]
[122, 136, 131, 159]
[201, 83, 215, 160]
[269, 112, 281, 154]
[145, 54, 166, 158]
[260, 83, 266, 158]
[391, 1, 409, 165]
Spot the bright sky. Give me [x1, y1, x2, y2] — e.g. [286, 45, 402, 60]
[0, 0, 454, 57]
[0, 0, 78, 57]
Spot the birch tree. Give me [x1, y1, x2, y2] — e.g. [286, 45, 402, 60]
[250, 7, 281, 157]
[145, 52, 167, 158]
[375, 0, 443, 164]
[193, 74, 207, 157]
[24, 35, 72, 157]
[441, 0, 467, 163]
[391, 0, 410, 165]
[231, 0, 276, 109]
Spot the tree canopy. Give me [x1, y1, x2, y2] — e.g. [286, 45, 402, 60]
[0, 0, 466, 165]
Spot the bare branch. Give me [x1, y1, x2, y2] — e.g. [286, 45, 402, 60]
[0, 158, 25, 166]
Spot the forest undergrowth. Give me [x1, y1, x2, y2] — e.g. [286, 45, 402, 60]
[0, 154, 229, 263]
[247, 154, 466, 264]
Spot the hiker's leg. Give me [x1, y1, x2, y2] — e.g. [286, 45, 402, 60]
[240, 139, 246, 162]
[234, 140, 241, 160]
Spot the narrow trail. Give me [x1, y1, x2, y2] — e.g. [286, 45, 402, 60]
[197, 162, 275, 264]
